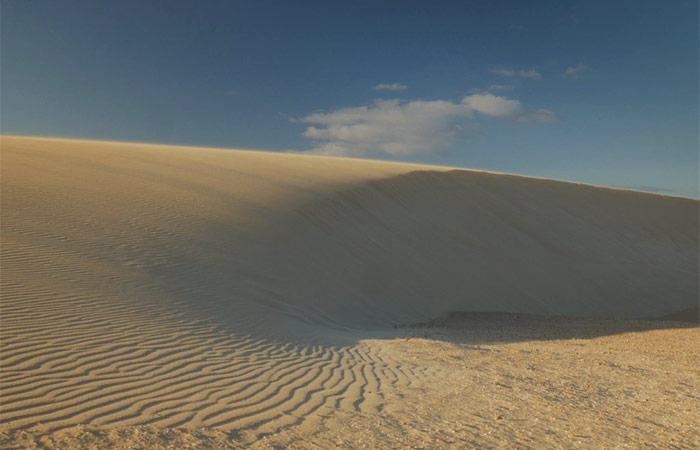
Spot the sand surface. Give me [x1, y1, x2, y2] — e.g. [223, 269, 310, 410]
[1, 136, 698, 448]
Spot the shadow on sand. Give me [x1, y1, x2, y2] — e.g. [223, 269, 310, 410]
[391, 310, 698, 346]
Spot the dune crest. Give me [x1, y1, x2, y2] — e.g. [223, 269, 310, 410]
[1, 136, 697, 441]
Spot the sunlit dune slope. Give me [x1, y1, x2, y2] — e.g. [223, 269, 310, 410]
[2, 136, 697, 334]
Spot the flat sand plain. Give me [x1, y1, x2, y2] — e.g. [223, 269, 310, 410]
[1, 136, 698, 448]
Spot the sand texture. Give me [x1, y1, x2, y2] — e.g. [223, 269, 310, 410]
[1, 136, 698, 448]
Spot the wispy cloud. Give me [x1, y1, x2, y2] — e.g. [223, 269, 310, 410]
[469, 84, 514, 94]
[295, 94, 558, 157]
[487, 84, 513, 92]
[563, 64, 587, 80]
[373, 83, 408, 91]
[491, 68, 542, 80]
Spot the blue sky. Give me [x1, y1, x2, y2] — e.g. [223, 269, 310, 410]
[2, 0, 698, 197]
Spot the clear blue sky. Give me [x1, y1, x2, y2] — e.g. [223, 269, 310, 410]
[2, 0, 698, 197]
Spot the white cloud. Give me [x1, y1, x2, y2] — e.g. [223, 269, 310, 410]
[299, 99, 468, 157]
[462, 94, 521, 118]
[563, 64, 587, 80]
[373, 83, 408, 91]
[296, 94, 558, 157]
[463, 94, 559, 122]
[491, 67, 542, 80]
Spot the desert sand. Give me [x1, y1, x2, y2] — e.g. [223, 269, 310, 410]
[1, 136, 698, 449]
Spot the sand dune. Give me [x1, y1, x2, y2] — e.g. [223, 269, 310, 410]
[1, 136, 698, 447]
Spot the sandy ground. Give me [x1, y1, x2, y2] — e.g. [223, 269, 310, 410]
[1, 136, 698, 448]
[3, 316, 698, 449]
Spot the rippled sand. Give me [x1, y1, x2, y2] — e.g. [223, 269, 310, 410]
[1, 136, 697, 448]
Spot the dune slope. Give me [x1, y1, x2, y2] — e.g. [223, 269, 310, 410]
[1, 136, 698, 441]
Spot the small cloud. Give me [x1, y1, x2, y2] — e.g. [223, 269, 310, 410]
[373, 83, 408, 91]
[491, 68, 542, 80]
[563, 64, 587, 80]
[462, 94, 521, 118]
[491, 68, 515, 77]
[517, 108, 560, 123]
[518, 69, 542, 80]
[462, 93, 559, 122]
[487, 84, 513, 92]
[225, 89, 241, 96]
[467, 84, 514, 95]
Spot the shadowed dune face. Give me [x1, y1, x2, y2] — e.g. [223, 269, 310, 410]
[229, 169, 698, 329]
[1, 137, 698, 440]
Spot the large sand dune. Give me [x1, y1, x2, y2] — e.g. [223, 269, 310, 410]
[1, 136, 698, 447]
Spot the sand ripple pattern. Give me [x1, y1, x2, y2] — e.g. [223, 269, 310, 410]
[1, 225, 424, 436]
[1, 272, 422, 436]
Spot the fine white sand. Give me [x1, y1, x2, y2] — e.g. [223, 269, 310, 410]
[1, 136, 698, 448]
